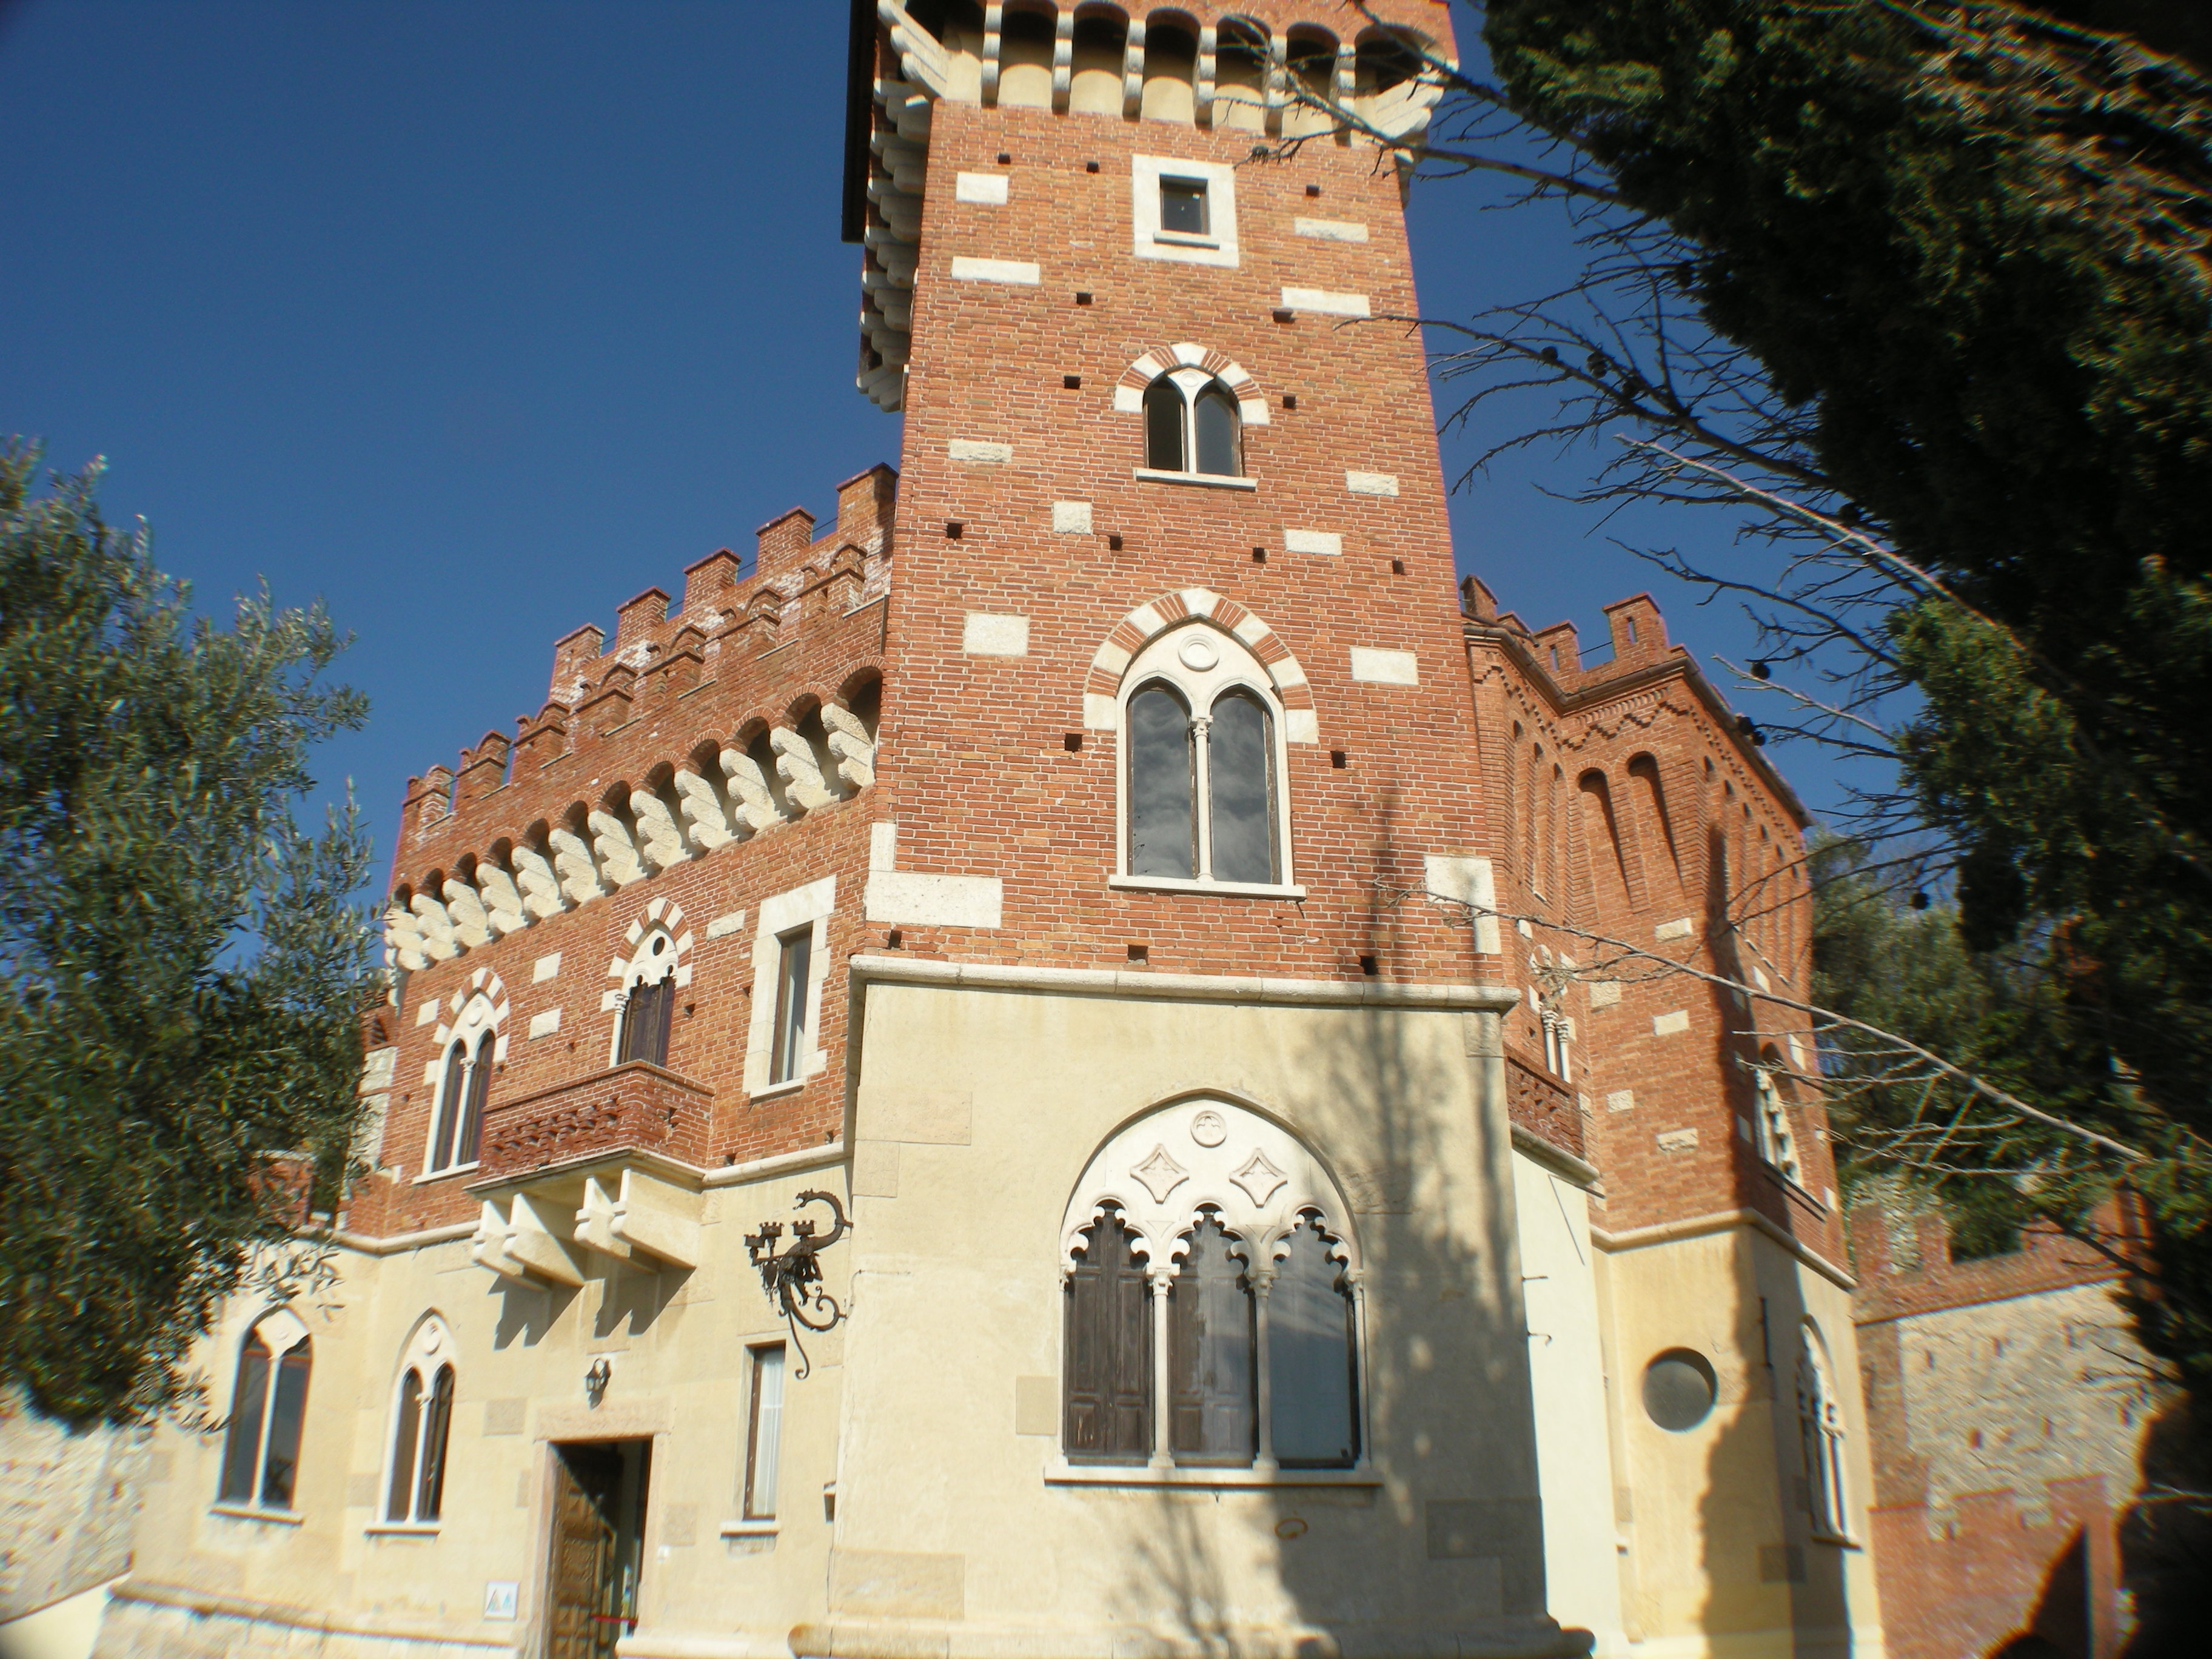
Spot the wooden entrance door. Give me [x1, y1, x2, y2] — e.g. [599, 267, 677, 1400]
[545, 1444, 624, 1659]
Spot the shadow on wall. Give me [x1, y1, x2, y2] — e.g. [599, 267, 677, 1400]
[1098, 784, 1564, 1652]
[2117, 1394, 2212, 1658]
[1989, 1527, 2091, 1659]
[1694, 822, 1851, 1657]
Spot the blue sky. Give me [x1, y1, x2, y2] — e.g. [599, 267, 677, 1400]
[0, 1, 1854, 891]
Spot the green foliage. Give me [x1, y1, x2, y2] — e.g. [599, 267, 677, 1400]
[0, 441, 376, 1426]
[1483, 0, 2212, 1393]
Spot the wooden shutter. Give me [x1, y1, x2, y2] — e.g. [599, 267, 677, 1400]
[1168, 1216, 1256, 1466]
[1062, 1207, 1151, 1461]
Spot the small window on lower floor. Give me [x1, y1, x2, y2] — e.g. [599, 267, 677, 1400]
[743, 1344, 786, 1521]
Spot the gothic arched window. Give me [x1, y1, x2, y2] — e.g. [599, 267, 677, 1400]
[1140, 370, 1244, 478]
[1797, 1324, 1851, 1540]
[383, 1317, 455, 1526]
[426, 993, 500, 1176]
[217, 1310, 313, 1510]
[1057, 1098, 1364, 1478]
[618, 928, 679, 1067]
[1118, 625, 1289, 894]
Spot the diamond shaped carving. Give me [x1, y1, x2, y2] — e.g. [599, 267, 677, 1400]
[1230, 1148, 1287, 1207]
[1131, 1144, 1188, 1204]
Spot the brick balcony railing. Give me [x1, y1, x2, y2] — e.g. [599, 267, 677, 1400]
[1503, 1047, 1585, 1162]
[477, 1061, 714, 1181]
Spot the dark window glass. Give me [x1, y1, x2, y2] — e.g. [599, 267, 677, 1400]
[261, 1338, 312, 1507]
[1160, 177, 1208, 235]
[771, 928, 813, 1084]
[1642, 1349, 1717, 1432]
[1269, 1217, 1358, 1466]
[1170, 1215, 1256, 1466]
[431, 1044, 467, 1171]
[217, 1332, 271, 1504]
[1127, 685, 1195, 878]
[1193, 385, 1241, 476]
[1208, 691, 1276, 884]
[1064, 1206, 1153, 1461]
[1144, 378, 1185, 471]
[620, 976, 674, 1068]
[417, 1364, 454, 1521]
[385, 1369, 422, 1520]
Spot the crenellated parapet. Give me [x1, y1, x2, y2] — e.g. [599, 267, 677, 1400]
[851, 2, 1450, 411]
[386, 463, 898, 977]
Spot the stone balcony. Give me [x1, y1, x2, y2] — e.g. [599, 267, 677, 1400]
[476, 1059, 714, 1182]
[1503, 1047, 1585, 1163]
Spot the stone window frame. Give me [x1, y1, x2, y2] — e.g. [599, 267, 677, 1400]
[745, 876, 836, 1099]
[1130, 154, 1239, 269]
[369, 1315, 455, 1535]
[1111, 620, 1302, 900]
[1796, 1320, 1855, 1544]
[420, 974, 508, 1182]
[1050, 1094, 1376, 1489]
[1114, 343, 1268, 492]
[603, 897, 695, 1070]
[212, 1305, 313, 1520]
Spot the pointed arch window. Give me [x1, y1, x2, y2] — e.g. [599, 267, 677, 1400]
[217, 1312, 312, 1511]
[426, 994, 500, 1177]
[1056, 1099, 1367, 1483]
[1797, 1324, 1852, 1541]
[1116, 625, 1295, 896]
[383, 1318, 455, 1527]
[1141, 370, 1244, 480]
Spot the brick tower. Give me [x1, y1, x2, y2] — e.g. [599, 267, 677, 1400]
[91, 8, 1886, 1659]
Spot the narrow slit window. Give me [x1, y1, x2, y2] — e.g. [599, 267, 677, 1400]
[744, 1345, 786, 1520]
[771, 926, 813, 1084]
[429, 1042, 467, 1173]
[458, 1042, 492, 1161]
[1268, 1216, 1359, 1467]
[1207, 690, 1277, 885]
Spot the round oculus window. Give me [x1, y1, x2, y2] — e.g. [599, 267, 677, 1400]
[1642, 1349, 1718, 1432]
[1177, 635, 1219, 672]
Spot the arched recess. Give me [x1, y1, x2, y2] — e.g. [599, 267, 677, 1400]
[1113, 343, 1269, 428]
[1057, 1093, 1369, 1470]
[1082, 587, 1316, 743]
[604, 896, 694, 1068]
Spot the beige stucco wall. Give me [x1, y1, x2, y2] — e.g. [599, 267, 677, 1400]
[1594, 1227, 1886, 1659]
[1512, 1153, 1629, 1658]
[825, 976, 1582, 1659]
[96, 1153, 850, 1659]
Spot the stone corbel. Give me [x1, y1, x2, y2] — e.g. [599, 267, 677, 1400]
[574, 1167, 702, 1270]
[471, 1191, 586, 1287]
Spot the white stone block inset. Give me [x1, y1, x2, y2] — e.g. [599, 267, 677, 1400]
[1284, 529, 1341, 557]
[870, 822, 899, 873]
[1293, 217, 1369, 243]
[947, 438, 1013, 464]
[528, 1008, 561, 1039]
[1423, 854, 1500, 955]
[1606, 1090, 1636, 1113]
[1281, 286, 1370, 317]
[955, 172, 1009, 204]
[1349, 647, 1418, 686]
[1589, 980, 1621, 1009]
[1085, 692, 1119, 731]
[962, 612, 1030, 657]
[1653, 1009, 1691, 1036]
[1655, 916, 1695, 941]
[415, 999, 439, 1027]
[1284, 709, 1320, 745]
[864, 871, 1005, 930]
[1052, 501, 1094, 534]
[1658, 1128, 1700, 1153]
[532, 952, 561, 984]
[705, 910, 747, 941]
[951, 256, 1040, 285]
[1346, 471, 1401, 497]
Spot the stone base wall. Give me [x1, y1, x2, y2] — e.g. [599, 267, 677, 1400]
[93, 1584, 517, 1659]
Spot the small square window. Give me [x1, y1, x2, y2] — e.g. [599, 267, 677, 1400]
[1159, 178, 1208, 236]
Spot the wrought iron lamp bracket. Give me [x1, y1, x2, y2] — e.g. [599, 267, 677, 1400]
[745, 1189, 851, 1378]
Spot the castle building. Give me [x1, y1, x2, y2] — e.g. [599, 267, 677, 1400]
[92, 5, 1887, 1657]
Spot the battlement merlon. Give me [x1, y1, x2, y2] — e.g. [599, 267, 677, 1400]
[841, 0, 1457, 411]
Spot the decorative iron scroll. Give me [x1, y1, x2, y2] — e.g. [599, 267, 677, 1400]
[745, 1190, 851, 1378]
